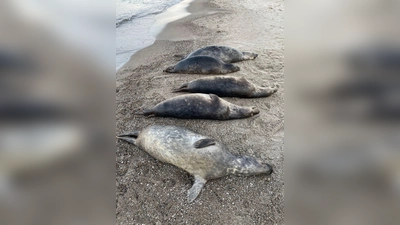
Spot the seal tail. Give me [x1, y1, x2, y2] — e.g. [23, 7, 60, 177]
[133, 109, 155, 117]
[142, 109, 155, 117]
[172, 83, 189, 92]
[173, 54, 186, 61]
[163, 66, 175, 73]
[117, 131, 140, 144]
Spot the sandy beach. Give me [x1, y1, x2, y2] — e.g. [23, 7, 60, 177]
[116, 0, 284, 223]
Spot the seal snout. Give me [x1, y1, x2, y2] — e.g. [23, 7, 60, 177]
[236, 156, 274, 176]
[251, 106, 260, 115]
[249, 53, 258, 60]
[243, 51, 258, 60]
[264, 163, 273, 175]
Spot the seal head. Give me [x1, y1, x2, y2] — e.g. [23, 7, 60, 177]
[228, 105, 260, 119]
[227, 156, 273, 176]
[241, 51, 258, 60]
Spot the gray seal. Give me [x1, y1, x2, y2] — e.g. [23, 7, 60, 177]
[181, 46, 258, 63]
[140, 93, 259, 120]
[117, 125, 273, 202]
[164, 56, 240, 74]
[173, 76, 278, 98]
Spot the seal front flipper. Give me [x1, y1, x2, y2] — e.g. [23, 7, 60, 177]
[117, 131, 140, 144]
[188, 175, 206, 203]
[194, 138, 216, 148]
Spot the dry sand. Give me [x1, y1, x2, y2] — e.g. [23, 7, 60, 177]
[116, 0, 284, 224]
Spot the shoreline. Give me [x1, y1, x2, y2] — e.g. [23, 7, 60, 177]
[151, 0, 194, 37]
[116, 0, 214, 78]
[116, 0, 194, 71]
[116, 0, 284, 223]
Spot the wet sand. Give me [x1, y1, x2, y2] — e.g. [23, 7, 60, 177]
[116, 0, 284, 223]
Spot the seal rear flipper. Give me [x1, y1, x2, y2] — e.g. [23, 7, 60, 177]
[194, 138, 216, 148]
[173, 54, 186, 61]
[172, 83, 189, 92]
[187, 176, 206, 203]
[163, 65, 175, 73]
[117, 131, 140, 144]
[142, 109, 155, 117]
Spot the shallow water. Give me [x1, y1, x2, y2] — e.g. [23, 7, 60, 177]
[116, 0, 193, 70]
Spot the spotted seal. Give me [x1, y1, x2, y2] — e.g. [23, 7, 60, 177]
[117, 125, 273, 202]
[140, 93, 259, 120]
[178, 46, 258, 63]
[173, 76, 278, 98]
[164, 56, 240, 74]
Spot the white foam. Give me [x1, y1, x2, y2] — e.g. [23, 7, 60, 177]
[116, 0, 194, 71]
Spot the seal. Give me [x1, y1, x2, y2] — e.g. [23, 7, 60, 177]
[164, 56, 240, 74]
[140, 93, 259, 120]
[173, 76, 278, 98]
[117, 125, 273, 202]
[180, 46, 258, 63]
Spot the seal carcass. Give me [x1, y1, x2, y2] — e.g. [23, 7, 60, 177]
[173, 76, 278, 98]
[164, 56, 240, 74]
[117, 125, 273, 202]
[180, 46, 258, 63]
[141, 93, 259, 120]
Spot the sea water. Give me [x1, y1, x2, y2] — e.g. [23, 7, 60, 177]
[116, 0, 184, 70]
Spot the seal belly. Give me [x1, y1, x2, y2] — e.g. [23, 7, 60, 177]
[136, 126, 231, 176]
[136, 126, 201, 164]
[152, 94, 225, 119]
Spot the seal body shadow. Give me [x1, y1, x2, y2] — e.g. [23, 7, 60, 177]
[164, 56, 240, 74]
[117, 125, 273, 202]
[173, 76, 278, 98]
[184, 46, 258, 63]
[142, 93, 259, 120]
